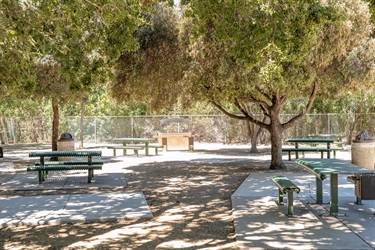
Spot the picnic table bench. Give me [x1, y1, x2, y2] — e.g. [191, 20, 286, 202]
[27, 151, 103, 184]
[271, 176, 300, 216]
[107, 145, 144, 157]
[109, 138, 161, 156]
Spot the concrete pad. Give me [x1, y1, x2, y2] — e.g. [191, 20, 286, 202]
[323, 196, 375, 248]
[0, 172, 127, 191]
[56, 192, 153, 224]
[232, 196, 372, 250]
[232, 173, 375, 249]
[0, 192, 152, 228]
[0, 195, 70, 228]
[0, 161, 14, 172]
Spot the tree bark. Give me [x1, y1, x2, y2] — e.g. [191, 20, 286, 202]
[268, 112, 286, 170]
[52, 100, 59, 151]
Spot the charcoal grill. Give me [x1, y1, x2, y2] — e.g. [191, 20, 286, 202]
[354, 173, 375, 200]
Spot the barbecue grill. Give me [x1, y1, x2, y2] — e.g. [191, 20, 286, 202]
[155, 118, 195, 151]
[354, 173, 375, 200]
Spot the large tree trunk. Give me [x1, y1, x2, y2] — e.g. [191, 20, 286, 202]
[52, 100, 59, 151]
[269, 120, 286, 170]
[268, 100, 286, 170]
[246, 121, 260, 153]
[250, 128, 259, 153]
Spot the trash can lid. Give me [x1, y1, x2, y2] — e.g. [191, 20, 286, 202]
[59, 133, 73, 140]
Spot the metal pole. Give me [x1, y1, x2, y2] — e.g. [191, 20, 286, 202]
[94, 117, 97, 144]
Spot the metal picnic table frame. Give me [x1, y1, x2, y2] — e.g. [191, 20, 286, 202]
[112, 138, 157, 156]
[285, 138, 334, 159]
[295, 158, 373, 216]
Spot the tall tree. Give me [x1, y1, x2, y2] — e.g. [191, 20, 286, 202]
[186, 0, 375, 169]
[1, 0, 145, 150]
[110, 3, 186, 112]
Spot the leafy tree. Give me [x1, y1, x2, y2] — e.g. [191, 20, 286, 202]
[1, 0, 145, 150]
[110, 3, 186, 113]
[185, 0, 375, 169]
[333, 90, 375, 143]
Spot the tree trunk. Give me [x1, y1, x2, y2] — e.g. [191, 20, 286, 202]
[246, 120, 260, 153]
[52, 100, 59, 151]
[79, 100, 85, 149]
[250, 130, 259, 153]
[269, 110, 286, 170]
[347, 113, 362, 145]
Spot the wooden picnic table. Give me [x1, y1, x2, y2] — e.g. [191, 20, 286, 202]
[112, 138, 157, 156]
[295, 159, 373, 216]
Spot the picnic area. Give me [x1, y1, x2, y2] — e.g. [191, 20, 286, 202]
[2, 0, 375, 249]
[0, 142, 374, 249]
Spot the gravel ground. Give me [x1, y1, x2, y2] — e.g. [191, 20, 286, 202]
[0, 143, 307, 250]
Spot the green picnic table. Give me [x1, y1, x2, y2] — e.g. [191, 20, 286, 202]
[284, 138, 335, 160]
[295, 159, 373, 216]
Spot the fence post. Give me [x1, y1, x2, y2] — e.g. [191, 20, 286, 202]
[328, 113, 331, 134]
[94, 117, 97, 144]
[224, 115, 227, 144]
[131, 116, 134, 138]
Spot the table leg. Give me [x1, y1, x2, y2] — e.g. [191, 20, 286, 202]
[327, 143, 331, 158]
[145, 142, 149, 156]
[316, 176, 323, 204]
[295, 143, 299, 159]
[330, 174, 339, 216]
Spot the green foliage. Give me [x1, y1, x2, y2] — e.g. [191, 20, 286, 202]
[186, 0, 374, 111]
[64, 86, 147, 116]
[110, 3, 186, 113]
[1, 0, 145, 100]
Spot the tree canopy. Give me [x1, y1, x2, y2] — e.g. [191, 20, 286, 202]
[184, 0, 375, 169]
[0, 0, 147, 149]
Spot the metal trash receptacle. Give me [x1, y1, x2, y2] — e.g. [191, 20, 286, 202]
[351, 130, 375, 171]
[57, 133, 75, 160]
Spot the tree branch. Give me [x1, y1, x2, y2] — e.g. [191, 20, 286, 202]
[210, 99, 248, 120]
[234, 99, 270, 129]
[282, 82, 319, 130]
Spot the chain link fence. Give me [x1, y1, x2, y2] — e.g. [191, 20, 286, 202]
[1, 114, 375, 145]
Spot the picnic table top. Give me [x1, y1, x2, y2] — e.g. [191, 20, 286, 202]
[295, 159, 373, 180]
[29, 151, 102, 157]
[113, 138, 156, 143]
[307, 134, 345, 138]
[285, 138, 334, 143]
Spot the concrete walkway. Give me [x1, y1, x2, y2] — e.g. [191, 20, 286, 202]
[0, 170, 153, 228]
[232, 172, 375, 249]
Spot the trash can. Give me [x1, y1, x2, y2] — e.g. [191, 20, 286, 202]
[351, 130, 375, 171]
[57, 133, 75, 161]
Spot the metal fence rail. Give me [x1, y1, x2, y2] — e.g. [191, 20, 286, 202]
[1, 113, 374, 144]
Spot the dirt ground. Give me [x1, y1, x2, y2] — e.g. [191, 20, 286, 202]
[0, 143, 303, 250]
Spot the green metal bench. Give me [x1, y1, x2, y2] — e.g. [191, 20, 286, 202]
[107, 146, 144, 157]
[282, 148, 334, 161]
[28, 151, 102, 184]
[271, 176, 301, 216]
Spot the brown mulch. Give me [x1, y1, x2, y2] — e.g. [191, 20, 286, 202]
[0, 144, 302, 250]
